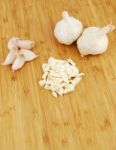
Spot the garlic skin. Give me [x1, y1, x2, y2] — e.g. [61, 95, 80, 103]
[54, 11, 83, 45]
[77, 24, 115, 56]
[12, 55, 25, 71]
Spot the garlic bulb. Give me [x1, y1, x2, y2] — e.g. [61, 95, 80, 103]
[77, 24, 115, 56]
[54, 11, 83, 45]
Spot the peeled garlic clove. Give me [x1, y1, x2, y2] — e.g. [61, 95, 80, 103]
[8, 37, 19, 50]
[77, 24, 115, 56]
[2, 49, 18, 65]
[8, 37, 34, 50]
[12, 55, 25, 71]
[54, 11, 83, 45]
[16, 39, 34, 49]
[19, 49, 38, 61]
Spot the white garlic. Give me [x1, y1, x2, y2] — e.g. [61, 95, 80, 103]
[39, 57, 84, 97]
[16, 39, 34, 50]
[12, 55, 25, 71]
[3, 37, 37, 71]
[2, 49, 18, 65]
[77, 24, 115, 56]
[19, 49, 38, 61]
[54, 11, 83, 45]
[8, 37, 34, 50]
[39, 80, 46, 87]
[8, 37, 19, 50]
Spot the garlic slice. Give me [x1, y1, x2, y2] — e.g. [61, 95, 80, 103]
[19, 49, 38, 61]
[12, 55, 25, 71]
[2, 49, 18, 65]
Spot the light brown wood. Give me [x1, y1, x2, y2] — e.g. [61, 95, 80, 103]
[0, 0, 116, 149]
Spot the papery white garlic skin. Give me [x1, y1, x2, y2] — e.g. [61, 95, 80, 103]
[19, 49, 38, 61]
[12, 55, 25, 71]
[2, 49, 18, 65]
[77, 24, 115, 56]
[54, 11, 83, 45]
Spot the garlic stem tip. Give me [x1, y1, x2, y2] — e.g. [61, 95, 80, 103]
[62, 11, 69, 18]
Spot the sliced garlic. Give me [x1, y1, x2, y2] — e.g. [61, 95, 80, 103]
[52, 92, 58, 98]
[63, 84, 75, 94]
[39, 57, 84, 97]
[67, 59, 76, 66]
[42, 72, 48, 79]
[39, 80, 46, 87]
[71, 77, 82, 86]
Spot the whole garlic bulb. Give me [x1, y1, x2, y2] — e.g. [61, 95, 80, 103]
[77, 24, 115, 56]
[54, 11, 83, 45]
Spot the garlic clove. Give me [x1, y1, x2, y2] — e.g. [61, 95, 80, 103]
[8, 37, 19, 50]
[2, 49, 18, 65]
[12, 54, 25, 71]
[16, 39, 34, 49]
[8, 37, 34, 50]
[54, 11, 83, 45]
[19, 49, 38, 61]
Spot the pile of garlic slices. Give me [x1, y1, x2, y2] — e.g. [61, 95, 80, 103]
[39, 57, 84, 97]
[54, 11, 115, 56]
[2, 37, 38, 71]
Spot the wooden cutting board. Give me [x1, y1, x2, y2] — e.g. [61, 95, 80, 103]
[0, 0, 116, 150]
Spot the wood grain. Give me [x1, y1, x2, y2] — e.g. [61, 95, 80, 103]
[0, 0, 116, 149]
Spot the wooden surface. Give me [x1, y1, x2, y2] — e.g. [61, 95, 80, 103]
[0, 0, 116, 150]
